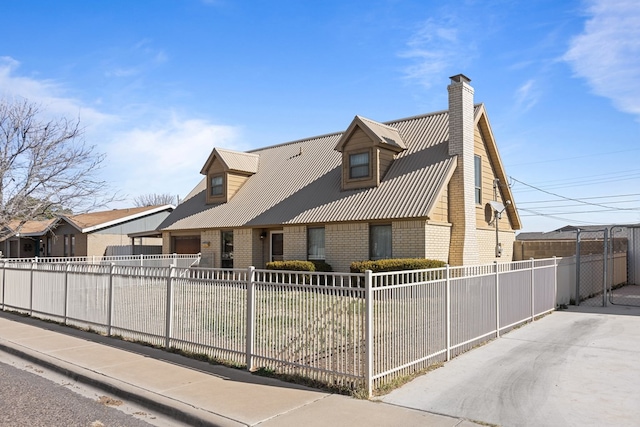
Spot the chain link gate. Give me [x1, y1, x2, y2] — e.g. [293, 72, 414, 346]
[575, 229, 608, 307]
[609, 226, 640, 306]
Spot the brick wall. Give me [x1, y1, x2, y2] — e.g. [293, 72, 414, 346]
[425, 223, 452, 262]
[283, 225, 307, 261]
[326, 223, 369, 272]
[447, 76, 480, 266]
[234, 228, 254, 269]
[199, 229, 220, 268]
[392, 220, 426, 259]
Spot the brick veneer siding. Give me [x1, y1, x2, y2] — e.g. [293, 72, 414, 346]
[283, 225, 307, 261]
[234, 228, 254, 269]
[392, 220, 426, 259]
[199, 229, 220, 268]
[447, 77, 480, 266]
[325, 223, 369, 273]
[425, 223, 452, 263]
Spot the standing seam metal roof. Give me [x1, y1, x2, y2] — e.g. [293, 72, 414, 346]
[160, 109, 461, 231]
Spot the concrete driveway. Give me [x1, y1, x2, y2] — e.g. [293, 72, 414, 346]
[380, 304, 640, 427]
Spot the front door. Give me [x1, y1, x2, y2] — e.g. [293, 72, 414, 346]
[270, 231, 283, 262]
[221, 230, 233, 268]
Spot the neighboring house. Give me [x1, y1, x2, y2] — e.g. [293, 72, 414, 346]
[0, 219, 59, 258]
[159, 75, 522, 271]
[0, 205, 174, 258]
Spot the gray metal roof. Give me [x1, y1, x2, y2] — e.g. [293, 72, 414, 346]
[200, 148, 260, 175]
[160, 109, 463, 231]
[335, 115, 407, 152]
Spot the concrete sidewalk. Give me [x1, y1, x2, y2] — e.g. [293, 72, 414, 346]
[0, 312, 477, 427]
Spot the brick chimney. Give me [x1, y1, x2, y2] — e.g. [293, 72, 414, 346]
[448, 74, 480, 265]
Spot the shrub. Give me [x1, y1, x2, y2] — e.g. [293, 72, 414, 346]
[310, 260, 333, 272]
[266, 260, 316, 271]
[350, 258, 446, 273]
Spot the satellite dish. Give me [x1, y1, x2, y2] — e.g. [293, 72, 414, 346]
[488, 200, 506, 213]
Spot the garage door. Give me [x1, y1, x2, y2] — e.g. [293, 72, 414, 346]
[173, 236, 201, 254]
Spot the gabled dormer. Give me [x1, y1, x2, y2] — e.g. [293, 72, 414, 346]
[334, 115, 406, 191]
[200, 148, 259, 204]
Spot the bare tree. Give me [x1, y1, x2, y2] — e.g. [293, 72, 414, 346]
[133, 193, 177, 207]
[0, 97, 112, 237]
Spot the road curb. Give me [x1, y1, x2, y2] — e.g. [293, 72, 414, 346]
[0, 339, 243, 427]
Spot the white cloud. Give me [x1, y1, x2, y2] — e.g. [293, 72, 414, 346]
[399, 18, 475, 89]
[399, 21, 458, 88]
[0, 56, 113, 127]
[107, 115, 243, 202]
[563, 0, 640, 117]
[514, 79, 540, 112]
[0, 56, 243, 206]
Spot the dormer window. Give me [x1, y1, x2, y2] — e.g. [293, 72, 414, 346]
[200, 148, 259, 205]
[210, 175, 224, 196]
[334, 116, 406, 191]
[349, 152, 370, 179]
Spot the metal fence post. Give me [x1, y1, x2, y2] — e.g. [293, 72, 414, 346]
[63, 262, 70, 325]
[30, 260, 36, 316]
[530, 258, 535, 320]
[165, 265, 176, 349]
[246, 266, 256, 371]
[445, 265, 451, 362]
[1, 261, 5, 311]
[575, 229, 581, 305]
[553, 256, 558, 308]
[603, 228, 608, 307]
[364, 270, 373, 398]
[107, 263, 115, 336]
[495, 261, 500, 338]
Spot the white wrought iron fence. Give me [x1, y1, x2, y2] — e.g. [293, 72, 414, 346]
[0, 258, 558, 396]
[1, 253, 201, 268]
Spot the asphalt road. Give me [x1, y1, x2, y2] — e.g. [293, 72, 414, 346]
[0, 352, 185, 427]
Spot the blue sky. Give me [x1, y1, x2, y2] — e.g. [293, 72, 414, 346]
[1, 0, 638, 232]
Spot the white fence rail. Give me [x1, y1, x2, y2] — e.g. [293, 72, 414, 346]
[0, 257, 557, 396]
[1, 253, 201, 268]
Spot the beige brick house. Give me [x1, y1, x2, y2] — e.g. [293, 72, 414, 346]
[159, 75, 521, 271]
[1, 205, 174, 258]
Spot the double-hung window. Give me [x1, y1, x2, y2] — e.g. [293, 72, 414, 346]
[370, 224, 392, 260]
[210, 175, 223, 196]
[474, 155, 482, 205]
[307, 227, 325, 260]
[349, 152, 370, 179]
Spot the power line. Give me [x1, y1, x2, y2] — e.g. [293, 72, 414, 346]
[519, 200, 640, 209]
[517, 207, 609, 225]
[506, 148, 640, 167]
[510, 177, 640, 212]
[517, 193, 640, 204]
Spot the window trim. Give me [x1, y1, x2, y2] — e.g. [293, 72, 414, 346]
[348, 150, 371, 180]
[307, 227, 325, 261]
[369, 224, 392, 260]
[210, 174, 224, 197]
[474, 155, 482, 205]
